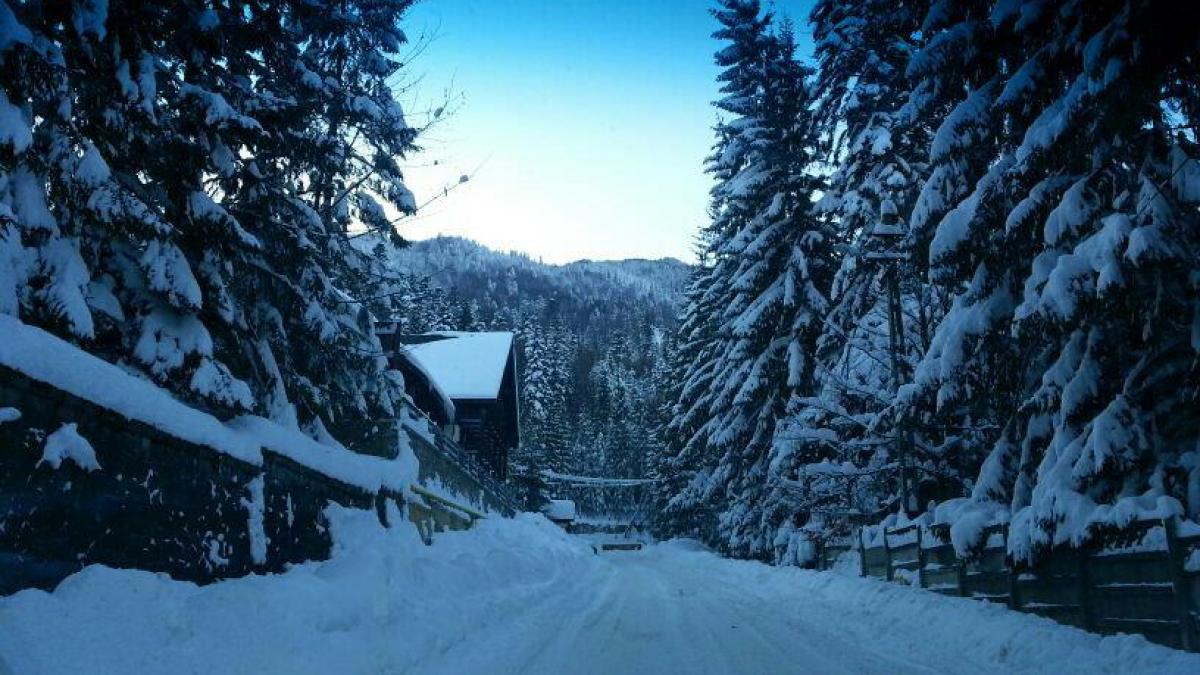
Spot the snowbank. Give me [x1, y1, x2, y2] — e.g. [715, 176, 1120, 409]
[2, 514, 1196, 674]
[543, 499, 576, 521]
[661, 545, 1200, 674]
[0, 510, 592, 675]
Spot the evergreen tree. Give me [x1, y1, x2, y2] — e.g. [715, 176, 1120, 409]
[657, 3, 831, 559]
[1, 0, 423, 437]
[763, 0, 936, 563]
[904, 0, 1200, 560]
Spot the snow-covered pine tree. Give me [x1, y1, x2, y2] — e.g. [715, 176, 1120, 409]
[654, 0, 776, 541]
[516, 314, 574, 478]
[926, 0, 1200, 557]
[654, 260, 725, 538]
[709, 20, 833, 560]
[1, 1, 422, 436]
[764, 0, 936, 565]
[897, 0, 1200, 561]
[656, 3, 832, 559]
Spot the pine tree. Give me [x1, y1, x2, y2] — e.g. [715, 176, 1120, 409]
[1, 1, 422, 437]
[656, 3, 832, 559]
[762, 0, 937, 563]
[891, 0, 1200, 560]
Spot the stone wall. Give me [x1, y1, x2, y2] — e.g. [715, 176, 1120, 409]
[0, 365, 515, 595]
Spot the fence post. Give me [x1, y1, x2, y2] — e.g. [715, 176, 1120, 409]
[917, 525, 927, 588]
[1077, 548, 1095, 633]
[884, 527, 894, 582]
[858, 528, 867, 578]
[1164, 516, 1196, 652]
[1004, 525, 1019, 610]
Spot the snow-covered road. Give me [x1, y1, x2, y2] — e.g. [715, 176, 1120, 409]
[418, 542, 945, 675]
[414, 539, 1198, 675]
[2, 511, 1198, 674]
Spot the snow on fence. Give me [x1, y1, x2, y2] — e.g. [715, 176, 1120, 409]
[0, 350, 516, 595]
[824, 518, 1200, 652]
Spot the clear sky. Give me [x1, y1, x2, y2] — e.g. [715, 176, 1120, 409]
[397, 0, 814, 264]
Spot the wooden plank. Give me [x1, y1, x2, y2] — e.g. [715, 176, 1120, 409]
[890, 542, 920, 565]
[1090, 585, 1177, 622]
[1022, 603, 1085, 629]
[409, 483, 486, 520]
[923, 567, 959, 589]
[599, 542, 643, 551]
[1017, 577, 1079, 607]
[1089, 554, 1172, 588]
[966, 570, 1011, 599]
[922, 543, 958, 568]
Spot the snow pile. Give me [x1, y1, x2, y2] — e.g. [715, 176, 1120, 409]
[0, 510, 594, 675]
[3, 520, 1198, 674]
[38, 423, 100, 472]
[0, 314, 259, 463]
[241, 476, 268, 565]
[543, 499, 576, 521]
[0, 407, 19, 424]
[744, 555, 1200, 674]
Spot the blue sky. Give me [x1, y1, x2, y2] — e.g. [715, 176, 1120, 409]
[398, 0, 815, 263]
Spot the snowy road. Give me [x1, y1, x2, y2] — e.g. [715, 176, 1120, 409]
[2, 512, 1198, 674]
[413, 538, 1199, 675]
[417, 543, 950, 675]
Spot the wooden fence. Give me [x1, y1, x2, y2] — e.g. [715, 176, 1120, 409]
[815, 518, 1200, 652]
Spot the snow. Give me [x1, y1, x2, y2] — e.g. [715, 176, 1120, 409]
[0, 314, 259, 463]
[39, 423, 101, 472]
[0, 407, 19, 424]
[2, 512, 1197, 674]
[0, 91, 31, 154]
[140, 240, 202, 309]
[400, 332, 514, 400]
[226, 415, 419, 496]
[0, 316, 421, 495]
[70, 0, 108, 40]
[242, 476, 267, 565]
[0, 0, 33, 51]
[543, 499, 576, 521]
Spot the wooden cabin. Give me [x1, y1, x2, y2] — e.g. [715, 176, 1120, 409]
[378, 328, 520, 481]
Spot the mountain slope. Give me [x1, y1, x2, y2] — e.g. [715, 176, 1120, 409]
[372, 236, 689, 516]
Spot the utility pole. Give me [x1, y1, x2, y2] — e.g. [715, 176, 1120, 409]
[866, 199, 917, 514]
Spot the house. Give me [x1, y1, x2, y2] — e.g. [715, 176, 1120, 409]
[378, 328, 520, 481]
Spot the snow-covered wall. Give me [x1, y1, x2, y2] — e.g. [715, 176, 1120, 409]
[0, 362, 383, 594]
[0, 364, 514, 595]
[0, 317, 520, 595]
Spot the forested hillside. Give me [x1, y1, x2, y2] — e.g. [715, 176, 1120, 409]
[656, 0, 1200, 566]
[357, 235, 689, 514]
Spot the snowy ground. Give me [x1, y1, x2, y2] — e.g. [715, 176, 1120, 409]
[2, 512, 1197, 675]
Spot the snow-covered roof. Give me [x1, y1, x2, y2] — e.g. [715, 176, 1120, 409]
[543, 499, 576, 521]
[400, 332, 515, 400]
[397, 351, 456, 421]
